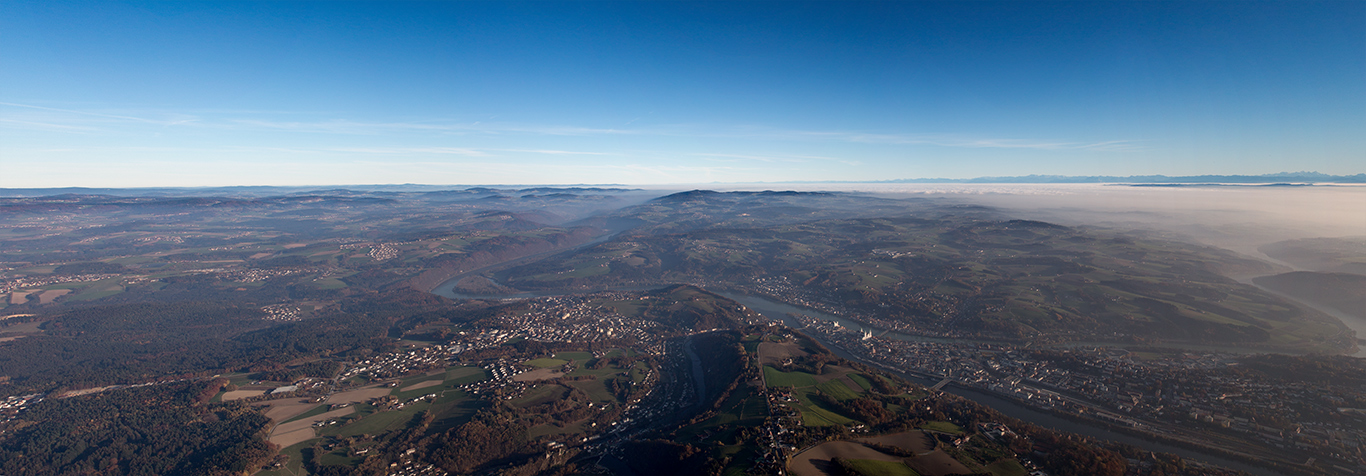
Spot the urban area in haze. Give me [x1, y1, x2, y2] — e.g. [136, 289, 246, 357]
[1, 2, 1364, 476]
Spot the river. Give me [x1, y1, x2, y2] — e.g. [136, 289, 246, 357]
[429, 283, 1288, 475]
[1247, 278, 1366, 358]
[726, 292, 1289, 476]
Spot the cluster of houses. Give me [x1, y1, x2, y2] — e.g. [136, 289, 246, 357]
[801, 315, 1366, 469]
[260, 304, 302, 321]
[0, 272, 119, 295]
[338, 344, 465, 381]
[0, 393, 43, 431]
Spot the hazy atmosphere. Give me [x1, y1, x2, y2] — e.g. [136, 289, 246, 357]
[757, 183, 1366, 251]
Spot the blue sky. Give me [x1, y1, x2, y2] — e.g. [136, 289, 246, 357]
[2, 1, 1362, 187]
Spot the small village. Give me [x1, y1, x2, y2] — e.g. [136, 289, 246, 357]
[798, 314, 1366, 470]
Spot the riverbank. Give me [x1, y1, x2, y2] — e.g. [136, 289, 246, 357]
[726, 291, 1295, 476]
[425, 284, 1306, 475]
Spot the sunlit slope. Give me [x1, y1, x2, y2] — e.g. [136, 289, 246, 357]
[1260, 237, 1366, 275]
[501, 192, 1353, 352]
[1254, 271, 1366, 325]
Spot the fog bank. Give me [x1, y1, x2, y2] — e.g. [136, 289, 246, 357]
[688, 183, 1366, 266]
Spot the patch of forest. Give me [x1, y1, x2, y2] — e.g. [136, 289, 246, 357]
[0, 379, 273, 476]
[0, 290, 469, 395]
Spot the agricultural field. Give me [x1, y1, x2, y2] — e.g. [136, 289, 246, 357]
[251, 364, 492, 464]
[662, 329, 1044, 476]
[757, 336, 897, 426]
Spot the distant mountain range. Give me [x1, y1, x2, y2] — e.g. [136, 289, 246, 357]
[0, 185, 643, 198]
[881, 171, 1366, 184]
[2, 172, 1363, 198]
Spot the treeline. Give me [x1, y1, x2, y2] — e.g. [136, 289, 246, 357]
[617, 440, 711, 476]
[37, 301, 264, 339]
[0, 380, 273, 476]
[0, 301, 271, 394]
[250, 360, 342, 382]
[585, 353, 647, 370]
[82, 273, 293, 306]
[877, 393, 1126, 476]
[425, 406, 532, 473]
[813, 393, 896, 426]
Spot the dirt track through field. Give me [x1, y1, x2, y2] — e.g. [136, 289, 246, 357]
[855, 432, 933, 451]
[512, 368, 564, 382]
[253, 386, 390, 451]
[221, 390, 266, 401]
[270, 428, 317, 449]
[400, 379, 445, 392]
[37, 289, 71, 304]
[268, 406, 356, 447]
[8, 291, 30, 305]
[330, 386, 392, 404]
[758, 341, 808, 366]
[255, 386, 392, 427]
[903, 450, 972, 476]
[263, 401, 320, 422]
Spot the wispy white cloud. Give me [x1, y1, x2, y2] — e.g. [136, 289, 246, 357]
[1073, 140, 1142, 151]
[223, 119, 443, 135]
[0, 101, 198, 127]
[1, 101, 1139, 155]
[0, 117, 99, 132]
[946, 137, 1141, 151]
[493, 125, 639, 136]
[743, 127, 1142, 151]
[491, 149, 618, 156]
[694, 153, 798, 163]
[693, 152, 862, 167]
[327, 147, 490, 156]
[0, 102, 642, 138]
[225, 119, 642, 137]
